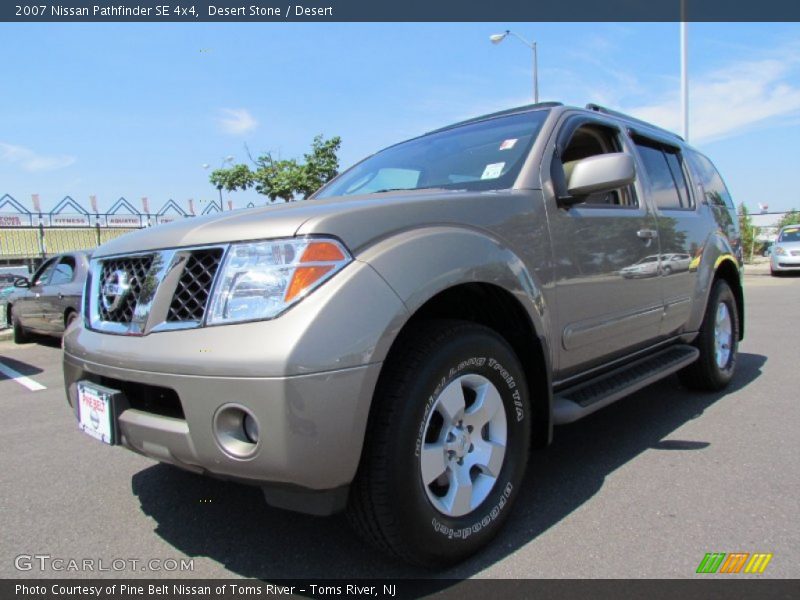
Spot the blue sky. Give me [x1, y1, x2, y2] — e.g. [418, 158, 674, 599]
[1, 22, 799, 214]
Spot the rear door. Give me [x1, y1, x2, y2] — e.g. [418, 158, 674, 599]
[629, 134, 705, 336]
[542, 114, 663, 378]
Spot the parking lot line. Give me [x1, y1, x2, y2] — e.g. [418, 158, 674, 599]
[0, 360, 47, 391]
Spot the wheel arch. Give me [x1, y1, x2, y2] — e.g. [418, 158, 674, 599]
[713, 258, 744, 340]
[377, 282, 553, 449]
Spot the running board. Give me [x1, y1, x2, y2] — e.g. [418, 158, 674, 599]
[553, 345, 699, 425]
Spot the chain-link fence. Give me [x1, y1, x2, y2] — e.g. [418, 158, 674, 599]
[0, 226, 139, 260]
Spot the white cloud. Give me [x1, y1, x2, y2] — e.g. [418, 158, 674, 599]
[624, 48, 800, 143]
[217, 108, 258, 135]
[0, 142, 76, 172]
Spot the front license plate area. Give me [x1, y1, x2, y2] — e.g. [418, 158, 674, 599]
[77, 382, 119, 445]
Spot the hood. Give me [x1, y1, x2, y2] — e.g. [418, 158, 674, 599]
[93, 189, 533, 258]
[93, 201, 329, 257]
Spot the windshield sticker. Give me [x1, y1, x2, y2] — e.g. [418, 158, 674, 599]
[784, 227, 799, 233]
[499, 139, 518, 151]
[481, 162, 505, 180]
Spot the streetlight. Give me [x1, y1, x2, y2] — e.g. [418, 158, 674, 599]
[680, 0, 689, 141]
[203, 156, 235, 211]
[490, 30, 539, 103]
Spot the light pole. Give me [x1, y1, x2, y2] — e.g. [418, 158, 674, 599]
[202, 155, 234, 211]
[680, 1, 689, 141]
[490, 30, 539, 103]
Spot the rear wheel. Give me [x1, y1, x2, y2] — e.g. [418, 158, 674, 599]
[348, 320, 530, 566]
[679, 280, 739, 391]
[11, 308, 31, 344]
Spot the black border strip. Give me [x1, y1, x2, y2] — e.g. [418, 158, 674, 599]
[3, 1, 800, 22]
[3, 579, 800, 600]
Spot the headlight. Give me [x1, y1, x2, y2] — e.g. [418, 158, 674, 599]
[207, 237, 351, 325]
[774, 246, 787, 256]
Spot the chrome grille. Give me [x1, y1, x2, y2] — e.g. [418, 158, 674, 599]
[790, 250, 800, 257]
[167, 249, 224, 322]
[98, 256, 153, 323]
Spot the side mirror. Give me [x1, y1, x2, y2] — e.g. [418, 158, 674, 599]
[13, 277, 30, 288]
[559, 153, 636, 207]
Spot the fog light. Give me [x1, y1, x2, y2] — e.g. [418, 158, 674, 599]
[243, 413, 259, 443]
[213, 404, 259, 459]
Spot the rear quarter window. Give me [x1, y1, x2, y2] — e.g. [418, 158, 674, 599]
[686, 150, 734, 209]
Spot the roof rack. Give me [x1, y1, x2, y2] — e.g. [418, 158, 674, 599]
[585, 103, 684, 141]
[426, 102, 563, 135]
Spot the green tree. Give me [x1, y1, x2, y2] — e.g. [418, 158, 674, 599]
[738, 203, 756, 262]
[777, 209, 800, 229]
[252, 156, 304, 202]
[209, 164, 254, 193]
[298, 135, 342, 198]
[208, 135, 342, 203]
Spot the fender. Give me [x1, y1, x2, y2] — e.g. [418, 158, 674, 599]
[356, 225, 549, 347]
[686, 229, 743, 336]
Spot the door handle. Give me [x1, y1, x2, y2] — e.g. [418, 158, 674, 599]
[637, 229, 658, 240]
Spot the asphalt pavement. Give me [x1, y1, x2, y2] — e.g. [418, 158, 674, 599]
[0, 266, 798, 580]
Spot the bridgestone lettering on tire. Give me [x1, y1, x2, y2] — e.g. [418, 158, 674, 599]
[347, 320, 531, 566]
[679, 279, 739, 391]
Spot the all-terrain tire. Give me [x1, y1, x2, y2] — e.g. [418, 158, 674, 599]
[679, 280, 739, 391]
[347, 320, 530, 566]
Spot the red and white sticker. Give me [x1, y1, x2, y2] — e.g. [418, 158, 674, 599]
[499, 138, 518, 151]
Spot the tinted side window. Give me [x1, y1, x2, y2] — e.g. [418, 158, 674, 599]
[686, 150, 734, 209]
[50, 257, 76, 285]
[664, 151, 692, 208]
[634, 140, 692, 210]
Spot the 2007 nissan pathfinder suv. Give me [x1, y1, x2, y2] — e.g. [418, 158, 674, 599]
[63, 102, 743, 565]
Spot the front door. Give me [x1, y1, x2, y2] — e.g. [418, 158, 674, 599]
[542, 114, 664, 379]
[16, 257, 58, 331]
[40, 255, 77, 332]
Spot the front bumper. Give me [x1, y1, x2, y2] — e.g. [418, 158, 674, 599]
[771, 254, 800, 271]
[62, 258, 407, 513]
[64, 352, 381, 498]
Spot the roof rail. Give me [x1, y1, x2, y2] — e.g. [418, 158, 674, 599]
[585, 103, 684, 141]
[426, 102, 563, 135]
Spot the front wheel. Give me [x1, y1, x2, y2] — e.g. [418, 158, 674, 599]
[679, 280, 739, 391]
[348, 321, 531, 566]
[11, 308, 31, 344]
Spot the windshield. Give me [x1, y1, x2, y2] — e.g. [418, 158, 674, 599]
[315, 110, 549, 199]
[779, 227, 800, 243]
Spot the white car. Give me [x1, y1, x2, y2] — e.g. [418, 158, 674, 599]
[619, 254, 661, 278]
[770, 225, 800, 275]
